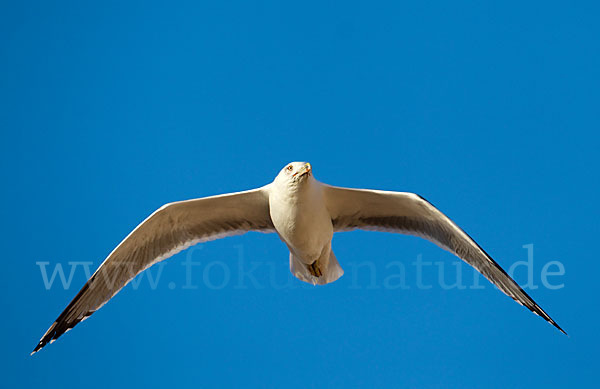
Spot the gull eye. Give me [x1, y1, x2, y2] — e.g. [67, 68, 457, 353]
[287, 165, 293, 172]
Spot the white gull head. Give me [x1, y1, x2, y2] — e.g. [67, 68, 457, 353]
[273, 161, 314, 192]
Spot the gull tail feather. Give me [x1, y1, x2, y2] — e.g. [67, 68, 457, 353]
[290, 251, 344, 285]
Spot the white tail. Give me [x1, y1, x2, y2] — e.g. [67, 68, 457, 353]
[289, 250, 344, 285]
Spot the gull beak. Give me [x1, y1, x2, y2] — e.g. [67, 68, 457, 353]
[294, 163, 312, 178]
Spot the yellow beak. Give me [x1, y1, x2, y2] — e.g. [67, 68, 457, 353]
[294, 163, 312, 178]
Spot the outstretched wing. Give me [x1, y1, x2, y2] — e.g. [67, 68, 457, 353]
[323, 185, 565, 334]
[32, 187, 275, 354]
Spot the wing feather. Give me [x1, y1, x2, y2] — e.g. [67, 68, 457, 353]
[32, 187, 274, 354]
[324, 185, 565, 334]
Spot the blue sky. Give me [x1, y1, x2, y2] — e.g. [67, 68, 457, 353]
[1, 1, 598, 387]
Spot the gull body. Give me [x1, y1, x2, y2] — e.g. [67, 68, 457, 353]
[31, 161, 565, 355]
[269, 162, 341, 283]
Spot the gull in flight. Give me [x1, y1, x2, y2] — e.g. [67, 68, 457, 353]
[32, 162, 565, 354]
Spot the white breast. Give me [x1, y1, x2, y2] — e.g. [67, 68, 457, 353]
[269, 179, 333, 263]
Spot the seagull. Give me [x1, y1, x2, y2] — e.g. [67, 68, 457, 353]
[31, 161, 565, 354]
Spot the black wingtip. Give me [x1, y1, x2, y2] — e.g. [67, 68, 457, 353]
[30, 345, 42, 356]
[30, 335, 49, 356]
[534, 304, 567, 336]
[30, 334, 51, 356]
[551, 320, 567, 336]
[30, 320, 62, 356]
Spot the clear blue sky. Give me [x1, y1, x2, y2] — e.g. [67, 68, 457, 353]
[1, 1, 598, 388]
